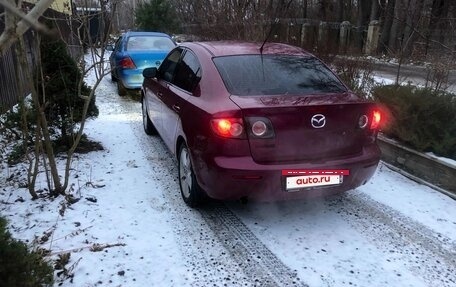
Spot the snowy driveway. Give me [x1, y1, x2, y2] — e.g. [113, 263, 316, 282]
[1, 65, 456, 287]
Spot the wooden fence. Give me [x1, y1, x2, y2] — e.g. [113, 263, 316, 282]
[182, 19, 376, 54]
[0, 44, 20, 114]
[0, 6, 82, 114]
[183, 18, 455, 59]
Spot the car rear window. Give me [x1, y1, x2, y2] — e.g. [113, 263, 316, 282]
[213, 55, 347, 96]
[126, 36, 175, 51]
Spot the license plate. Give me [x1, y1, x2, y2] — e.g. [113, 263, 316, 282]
[131, 75, 143, 81]
[282, 170, 348, 191]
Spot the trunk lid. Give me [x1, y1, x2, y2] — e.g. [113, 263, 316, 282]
[230, 94, 376, 163]
[128, 50, 169, 69]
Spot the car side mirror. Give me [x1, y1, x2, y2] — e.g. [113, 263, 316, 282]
[106, 44, 114, 51]
[143, 67, 158, 78]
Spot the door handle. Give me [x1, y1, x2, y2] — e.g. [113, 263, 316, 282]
[172, 104, 181, 113]
[157, 92, 163, 98]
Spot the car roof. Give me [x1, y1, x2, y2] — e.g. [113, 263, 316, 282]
[124, 31, 171, 38]
[182, 41, 312, 57]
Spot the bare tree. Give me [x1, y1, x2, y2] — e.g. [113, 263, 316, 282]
[2, 0, 116, 198]
[401, 0, 425, 56]
[59, 0, 115, 194]
[0, 0, 55, 53]
[370, 0, 380, 21]
[354, 0, 371, 50]
[380, 0, 396, 53]
[172, 0, 297, 41]
[301, 0, 308, 18]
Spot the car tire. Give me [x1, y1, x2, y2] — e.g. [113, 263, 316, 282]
[178, 143, 205, 207]
[117, 81, 127, 97]
[111, 72, 117, 82]
[142, 97, 156, 135]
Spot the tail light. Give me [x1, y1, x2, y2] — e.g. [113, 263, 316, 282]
[119, 57, 136, 69]
[252, 121, 267, 136]
[358, 115, 369, 129]
[210, 117, 275, 139]
[245, 117, 275, 138]
[370, 110, 381, 130]
[358, 109, 382, 130]
[210, 118, 245, 138]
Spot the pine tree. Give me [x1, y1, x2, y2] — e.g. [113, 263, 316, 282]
[135, 0, 179, 34]
[37, 36, 98, 147]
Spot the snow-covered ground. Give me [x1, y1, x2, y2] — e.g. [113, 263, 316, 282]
[1, 55, 455, 287]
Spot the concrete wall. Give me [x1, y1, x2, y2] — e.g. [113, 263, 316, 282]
[378, 135, 456, 196]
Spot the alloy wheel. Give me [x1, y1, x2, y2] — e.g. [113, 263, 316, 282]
[179, 146, 192, 200]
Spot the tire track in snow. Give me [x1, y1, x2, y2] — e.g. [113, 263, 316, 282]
[99, 89, 255, 285]
[135, 127, 306, 286]
[118, 96, 307, 286]
[328, 191, 456, 287]
[201, 203, 307, 287]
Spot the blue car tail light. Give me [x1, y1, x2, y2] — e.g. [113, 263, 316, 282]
[119, 57, 136, 69]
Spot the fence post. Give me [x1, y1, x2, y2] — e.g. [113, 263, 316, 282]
[318, 21, 328, 49]
[364, 20, 380, 55]
[301, 22, 313, 48]
[339, 21, 351, 54]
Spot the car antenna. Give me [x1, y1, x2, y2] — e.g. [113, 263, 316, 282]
[260, 18, 279, 54]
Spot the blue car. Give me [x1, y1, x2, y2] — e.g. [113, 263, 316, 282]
[108, 31, 176, 96]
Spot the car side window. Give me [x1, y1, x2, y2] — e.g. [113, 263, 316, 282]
[114, 37, 122, 52]
[159, 48, 183, 83]
[173, 51, 201, 93]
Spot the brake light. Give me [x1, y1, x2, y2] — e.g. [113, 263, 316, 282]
[210, 118, 244, 138]
[370, 110, 381, 130]
[119, 57, 136, 69]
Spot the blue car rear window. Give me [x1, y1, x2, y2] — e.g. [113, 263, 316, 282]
[213, 55, 347, 96]
[126, 36, 175, 51]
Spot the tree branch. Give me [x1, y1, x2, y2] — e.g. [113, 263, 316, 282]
[0, 0, 56, 54]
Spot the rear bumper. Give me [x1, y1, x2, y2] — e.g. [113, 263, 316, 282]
[197, 145, 381, 201]
[118, 69, 144, 89]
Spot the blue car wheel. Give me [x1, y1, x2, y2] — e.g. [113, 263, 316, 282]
[117, 81, 127, 97]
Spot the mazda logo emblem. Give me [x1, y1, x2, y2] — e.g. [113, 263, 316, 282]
[311, 114, 326, 128]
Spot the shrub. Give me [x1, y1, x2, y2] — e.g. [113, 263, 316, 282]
[0, 217, 54, 287]
[372, 84, 456, 159]
[37, 35, 98, 142]
[332, 57, 376, 98]
[2, 35, 99, 164]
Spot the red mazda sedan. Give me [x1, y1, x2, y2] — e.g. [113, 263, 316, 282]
[141, 41, 382, 207]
